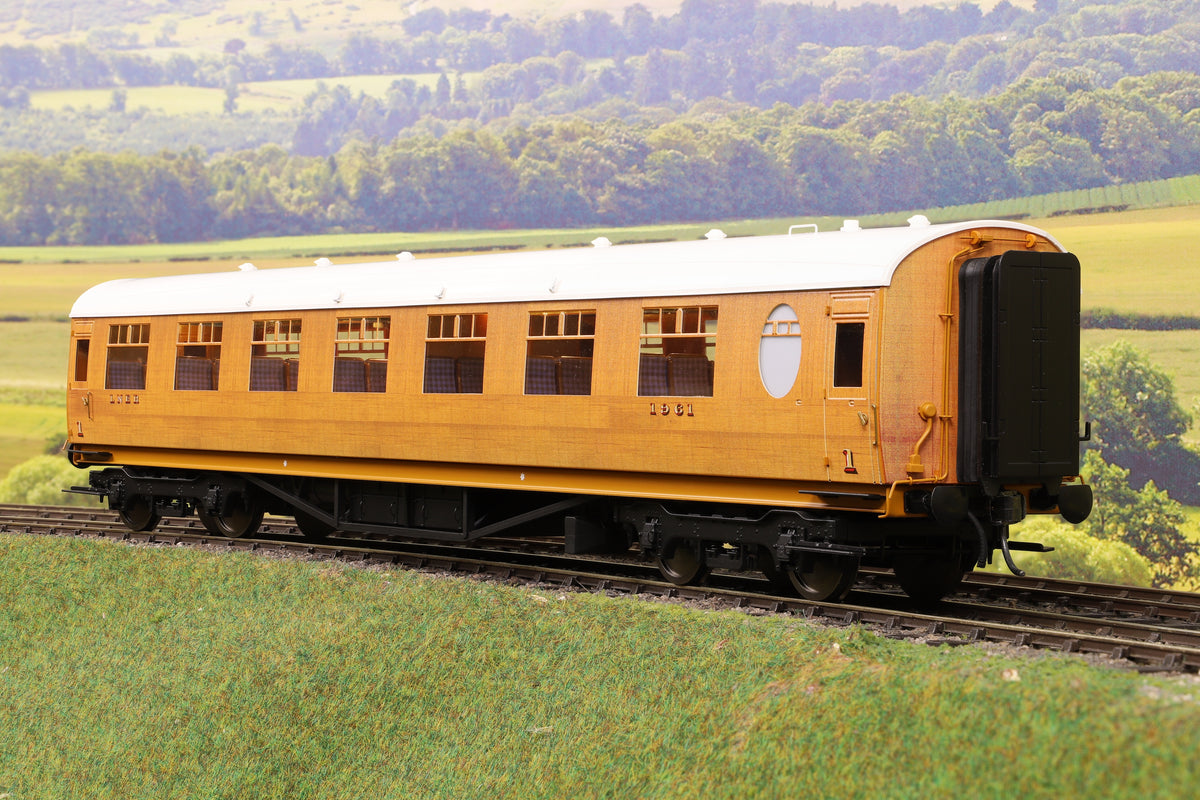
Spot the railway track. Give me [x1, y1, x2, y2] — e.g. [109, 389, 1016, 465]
[6, 503, 1200, 673]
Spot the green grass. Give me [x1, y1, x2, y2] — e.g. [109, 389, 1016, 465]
[0, 405, 62, 476]
[0, 261, 231, 319]
[1037, 206, 1200, 318]
[0, 321, 69, 390]
[1, 533, 1198, 798]
[0, 220, 808, 320]
[0, 320, 68, 475]
[0, 221, 764, 266]
[900, 174, 1200, 229]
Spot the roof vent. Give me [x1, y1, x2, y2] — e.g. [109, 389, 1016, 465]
[705, 229, 727, 240]
[907, 215, 931, 227]
[314, 257, 333, 267]
[237, 262, 257, 272]
[591, 237, 612, 248]
[396, 252, 414, 261]
[840, 220, 861, 232]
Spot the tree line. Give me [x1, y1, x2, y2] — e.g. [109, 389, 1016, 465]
[1073, 342, 1200, 587]
[2, 0, 1199, 153]
[0, 69, 1197, 245]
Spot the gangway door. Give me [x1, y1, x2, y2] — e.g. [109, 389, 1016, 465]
[959, 250, 1082, 486]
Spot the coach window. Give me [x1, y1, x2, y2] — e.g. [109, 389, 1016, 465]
[250, 319, 301, 392]
[334, 316, 390, 393]
[424, 313, 487, 394]
[73, 339, 90, 384]
[525, 310, 595, 395]
[833, 322, 865, 388]
[638, 306, 716, 396]
[758, 304, 802, 399]
[174, 322, 222, 391]
[105, 323, 150, 390]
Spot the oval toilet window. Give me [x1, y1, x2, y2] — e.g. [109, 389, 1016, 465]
[759, 305, 803, 399]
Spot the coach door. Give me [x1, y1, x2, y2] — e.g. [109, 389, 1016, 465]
[824, 292, 880, 483]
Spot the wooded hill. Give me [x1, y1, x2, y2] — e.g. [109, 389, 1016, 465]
[0, 0, 1197, 243]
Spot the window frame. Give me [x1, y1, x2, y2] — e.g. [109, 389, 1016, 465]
[250, 318, 302, 392]
[832, 321, 866, 389]
[525, 310, 596, 396]
[424, 312, 488, 394]
[638, 305, 717, 397]
[334, 316, 391, 393]
[105, 322, 150, 390]
[174, 321, 222, 391]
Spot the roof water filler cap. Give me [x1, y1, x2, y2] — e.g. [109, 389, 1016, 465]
[237, 262, 257, 271]
[705, 229, 727, 240]
[907, 215, 931, 227]
[591, 237, 612, 248]
[314, 257, 333, 267]
[840, 220, 861, 232]
[396, 252, 415, 261]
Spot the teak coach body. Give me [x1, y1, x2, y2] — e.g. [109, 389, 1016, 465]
[66, 218, 1092, 601]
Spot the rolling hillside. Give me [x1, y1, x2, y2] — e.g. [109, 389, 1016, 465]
[11, 0, 672, 52]
[0, 0, 989, 52]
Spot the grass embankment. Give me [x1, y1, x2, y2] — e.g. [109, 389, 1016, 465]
[1, 533, 1198, 798]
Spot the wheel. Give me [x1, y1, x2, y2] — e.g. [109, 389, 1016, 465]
[892, 552, 971, 603]
[758, 547, 793, 595]
[785, 554, 858, 602]
[656, 541, 709, 585]
[292, 508, 336, 540]
[197, 497, 264, 538]
[117, 496, 160, 532]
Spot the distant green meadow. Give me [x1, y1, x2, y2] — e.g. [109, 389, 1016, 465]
[30, 73, 450, 115]
[1048, 206, 1200, 318]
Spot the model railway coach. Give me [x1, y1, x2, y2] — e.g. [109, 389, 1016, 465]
[66, 218, 1092, 602]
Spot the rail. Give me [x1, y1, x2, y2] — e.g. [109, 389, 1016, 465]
[5, 503, 1200, 672]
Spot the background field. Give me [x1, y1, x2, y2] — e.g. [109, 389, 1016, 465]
[0, 0, 979, 52]
[1047, 207, 1200, 318]
[30, 73, 451, 115]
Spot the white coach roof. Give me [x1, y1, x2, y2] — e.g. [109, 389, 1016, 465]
[69, 219, 1063, 318]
